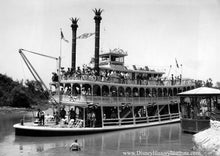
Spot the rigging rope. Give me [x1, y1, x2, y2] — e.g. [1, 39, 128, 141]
[19, 54, 26, 82]
[19, 49, 59, 105]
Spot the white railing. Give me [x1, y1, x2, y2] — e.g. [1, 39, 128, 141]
[102, 112, 180, 127]
[60, 74, 195, 87]
[53, 95, 180, 106]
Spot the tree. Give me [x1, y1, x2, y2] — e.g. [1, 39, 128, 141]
[25, 80, 43, 93]
[205, 78, 213, 87]
[216, 82, 220, 89]
[195, 80, 204, 88]
[10, 86, 31, 108]
[0, 73, 49, 108]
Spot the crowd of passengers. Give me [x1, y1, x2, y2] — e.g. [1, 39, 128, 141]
[36, 106, 97, 128]
[36, 106, 148, 127]
[52, 65, 182, 86]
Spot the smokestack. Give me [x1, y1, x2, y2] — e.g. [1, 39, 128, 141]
[70, 18, 79, 72]
[93, 9, 103, 76]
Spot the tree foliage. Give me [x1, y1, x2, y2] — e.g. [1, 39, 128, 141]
[205, 78, 213, 87]
[0, 73, 48, 108]
[11, 85, 31, 108]
[216, 82, 220, 89]
[195, 78, 213, 88]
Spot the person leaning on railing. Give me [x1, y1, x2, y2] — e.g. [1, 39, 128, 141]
[57, 65, 170, 87]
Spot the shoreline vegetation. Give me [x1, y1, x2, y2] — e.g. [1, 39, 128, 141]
[0, 106, 32, 114]
[0, 104, 51, 115]
[0, 73, 50, 113]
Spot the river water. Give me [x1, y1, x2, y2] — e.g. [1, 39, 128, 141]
[0, 111, 200, 156]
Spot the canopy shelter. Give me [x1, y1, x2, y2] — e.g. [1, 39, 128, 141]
[178, 87, 220, 133]
[178, 87, 220, 96]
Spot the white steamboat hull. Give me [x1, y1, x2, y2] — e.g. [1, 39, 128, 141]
[14, 118, 180, 136]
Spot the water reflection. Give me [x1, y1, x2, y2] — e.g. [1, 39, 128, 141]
[0, 113, 21, 141]
[13, 124, 193, 156]
[0, 112, 194, 156]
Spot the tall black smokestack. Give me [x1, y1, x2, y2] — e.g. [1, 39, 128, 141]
[93, 9, 103, 76]
[70, 18, 79, 72]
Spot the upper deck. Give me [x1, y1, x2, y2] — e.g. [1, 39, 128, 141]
[59, 74, 194, 87]
[52, 49, 194, 88]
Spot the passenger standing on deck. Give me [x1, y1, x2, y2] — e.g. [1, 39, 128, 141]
[36, 109, 41, 125]
[39, 110, 45, 126]
[60, 107, 66, 119]
[91, 111, 96, 127]
[171, 74, 174, 85]
[87, 111, 92, 127]
[37, 109, 41, 119]
[54, 106, 58, 114]
[54, 111, 60, 125]
[69, 108, 76, 121]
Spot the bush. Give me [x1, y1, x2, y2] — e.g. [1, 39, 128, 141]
[10, 86, 31, 108]
[0, 74, 49, 108]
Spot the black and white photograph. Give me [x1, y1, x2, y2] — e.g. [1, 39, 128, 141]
[1, 0, 220, 155]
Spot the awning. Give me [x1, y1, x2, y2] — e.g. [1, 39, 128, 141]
[100, 65, 130, 72]
[178, 87, 220, 96]
[100, 65, 165, 74]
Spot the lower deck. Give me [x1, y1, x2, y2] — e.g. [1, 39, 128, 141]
[14, 118, 180, 136]
[15, 94, 181, 136]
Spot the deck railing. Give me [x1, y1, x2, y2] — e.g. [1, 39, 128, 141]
[60, 74, 195, 87]
[20, 110, 179, 128]
[102, 113, 180, 127]
[53, 95, 180, 106]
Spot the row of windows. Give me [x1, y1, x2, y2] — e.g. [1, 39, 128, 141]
[59, 83, 195, 97]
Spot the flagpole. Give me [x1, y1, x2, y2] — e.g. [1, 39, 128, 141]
[58, 29, 62, 107]
[181, 64, 183, 76]
[167, 65, 172, 79]
[60, 28, 63, 57]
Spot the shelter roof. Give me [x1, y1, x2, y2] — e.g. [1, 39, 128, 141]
[100, 64, 165, 74]
[100, 64, 130, 72]
[100, 48, 128, 57]
[178, 87, 220, 96]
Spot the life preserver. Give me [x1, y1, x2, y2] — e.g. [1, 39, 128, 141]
[82, 75, 87, 80]
[92, 75, 96, 81]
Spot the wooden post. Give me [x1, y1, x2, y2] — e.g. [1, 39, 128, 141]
[101, 105, 104, 127]
[132, 105, 135, 124]
[178, 101, 181, 119]
[118, 105, 121, 126]
[145, 105, 149, 123]
[168, 102, 171, 119]
[83, 107, 85, 128]
[157, 103, 160, 121]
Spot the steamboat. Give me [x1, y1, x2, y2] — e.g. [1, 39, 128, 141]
[14, 9, 195, 136]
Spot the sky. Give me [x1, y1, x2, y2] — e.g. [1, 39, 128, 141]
[1, 0, 220, 86]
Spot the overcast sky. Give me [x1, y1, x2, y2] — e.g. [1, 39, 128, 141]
[1, 0, 220, 85]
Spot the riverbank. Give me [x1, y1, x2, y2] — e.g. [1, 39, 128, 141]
[0, 104, 51, 115]
[0, 106, 30, 115]
[193, 120, 220, 156]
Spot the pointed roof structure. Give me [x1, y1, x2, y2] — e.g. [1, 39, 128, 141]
[178, 87, 220, 96]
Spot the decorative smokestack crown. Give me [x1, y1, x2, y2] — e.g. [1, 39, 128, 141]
[93, 8, 103, 15]
[93, 8, 103, 21]
[70, 17, 79, 29]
